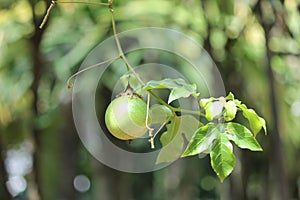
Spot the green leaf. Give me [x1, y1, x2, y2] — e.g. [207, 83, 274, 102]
[143, 78, 180, 90]
[225, 92, 235, 101]
[225, 92, 242, 107]
[150, 105, 173, 124]
[143, 78, 200, 103]
[168, 87, 194, 103]
[210, 133, 236, 182]
[238, 104, 267, 136]
[120, 73, 142, 92]
[224, 101, 237, 121]
[234, 99, 242, 106]
[159, 116, 181, 145]
[204, 102, 214, 121]
[181, 123, 218, 157]
[203, 101, 224, 121]
[199, 98, 213, 108]
[158, 134, 186, 163]
[259, 117, 267, 134]
[225, 122, 263, 151]
[156, 115, 201, 163]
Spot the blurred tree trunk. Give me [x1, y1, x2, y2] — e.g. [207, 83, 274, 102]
[0, 135, 11, 200]
[93, 164, 156, 200]
[29, 37, 43, 200]
[57, 102, 80, 200]
[28, 0, 52, 199]
[258, 1, 290, 199]
[264, 26, 289, 200]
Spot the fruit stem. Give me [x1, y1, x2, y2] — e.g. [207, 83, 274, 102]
[148, 91, 204, 116]
[146, 93, 155, 148]
[172, 107, 205, 116]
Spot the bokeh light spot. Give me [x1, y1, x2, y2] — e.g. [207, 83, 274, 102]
[73, 174, 91, 193]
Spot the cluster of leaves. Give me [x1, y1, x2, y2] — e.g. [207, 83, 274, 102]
[122, 74, 266, 182]
[182, 93, 266, 181]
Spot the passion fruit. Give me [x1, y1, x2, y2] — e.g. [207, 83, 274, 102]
[105, 90, 148, 140]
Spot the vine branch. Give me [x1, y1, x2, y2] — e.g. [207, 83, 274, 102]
[109, 8, 145, 85]
[39, 0, 110, 29]
[67, 55, 121, 88]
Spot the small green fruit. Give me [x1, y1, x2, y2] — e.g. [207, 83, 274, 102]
[105, 93, 148, 140]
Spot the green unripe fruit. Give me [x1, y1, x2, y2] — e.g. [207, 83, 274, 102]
[105, 93, 148, 140]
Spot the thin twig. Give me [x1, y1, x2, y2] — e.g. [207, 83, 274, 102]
[67, 56, 121, 88]
[146, 93, 155, 148]
[54, 1, 109, 5]
[109, 9, 145, 85]
[152, 117, 171, 139]
[39, 1, 56, 29]
[39, 0, 110, 29]
[108, 0, 114, 7]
